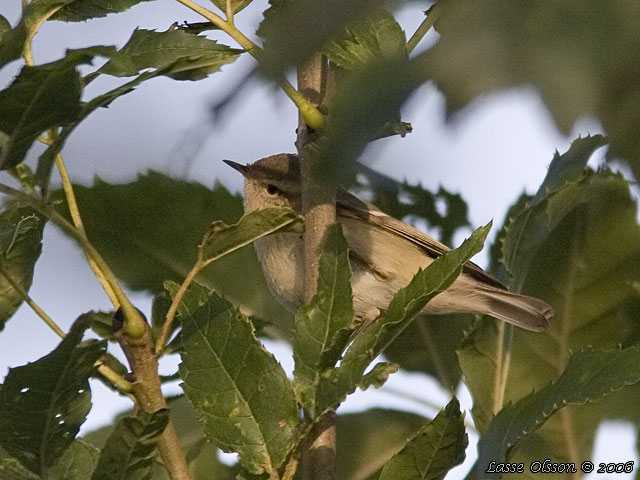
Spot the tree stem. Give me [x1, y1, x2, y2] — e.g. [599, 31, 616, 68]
[297, 53, 337, 480]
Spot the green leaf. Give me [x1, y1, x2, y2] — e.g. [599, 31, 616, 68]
[0, 15, 11, 39]
[178, 285, 298, 475]
[0, 447, 39, 480]
[52, 172, 293, 334]
[208, 0, 253, 15]
[49, 439, 99, 480]
[380, 398, 467, 480]
[52, 0, 153, 21]
[293, 224, 354, 414]
[462, 138, 640, 464]
[477, 348, 640, 478]
[198, 207, 303, 263]
[90, 410, 169, 480]
[0, 59, 81, 168]
[336, 409, 429, 480]
[314, 223, 491, 415]
[0, 203, 45, 330]
[417, 0, 640, 180]
[0, 318, 106, 475]
[385, 313, 471, 390]
[325, 9, 407, 70]
[257, 0, 377, 71]
[100, 27, 242, 81]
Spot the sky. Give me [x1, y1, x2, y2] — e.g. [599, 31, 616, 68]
[0, 0, 635, 478]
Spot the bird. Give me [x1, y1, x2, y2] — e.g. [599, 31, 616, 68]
[224, 154, 553, 331]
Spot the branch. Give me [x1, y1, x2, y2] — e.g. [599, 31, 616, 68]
[297, 53, 337, 480]
[114, 314, 192, 480]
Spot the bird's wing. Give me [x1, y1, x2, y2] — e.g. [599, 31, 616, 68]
[336, 189, 506, 290]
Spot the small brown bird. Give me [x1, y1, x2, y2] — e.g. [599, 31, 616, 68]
[225, 154, 553, 331]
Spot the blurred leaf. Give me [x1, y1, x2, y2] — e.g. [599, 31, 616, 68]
[0, 447, 39, 480]
[293, 224, 354, 415]
[418, 0, 640, 179]
[324, 9, 406, 70]
[0, 202, 45, 330]
[462, 137, 640, 466]
[100, 27, 242, 81]
[380, 398, 467, 480]
[385, 314, 471, 390]
[52, 0, 153, 21]
[0, 15, 11, 38]
[258, 0, 388, 71]
[314, 223, 491, 414]
[0, 318, 106, 475]
[199, 207, 303, 263]
[178, 284, 298, 475]
[48, 439, 99, 480]
[209, 0, 253, 14]
[84, 310, 116, 340]
[90, 410, 169, 480]
[336, 409, 428, 480]
[318, 57, 415, 184]
[477, 348, 640, 479]
[52, 172, 293, 334]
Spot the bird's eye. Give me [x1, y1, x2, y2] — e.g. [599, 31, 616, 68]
[266, 184, 279, 195]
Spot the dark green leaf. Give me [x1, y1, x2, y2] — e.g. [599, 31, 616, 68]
[100, 27, 242, 81]
[258, 0, 385, 71]
[418, 0, 640, 179]
[52, 172, 293, 334]
[52, 0, 153, 21]
[208, 0, 253, 15]
[477, 348, 640, 478]
[325, 9, 406, 70]
[0, 60, 81, 168]
[0, 447, 39, 480]
[385, 314, 471, 390]
[314, 223, 491, 415]
[293, 224, 354, 414]
[317, 57, 415, 184]
[90, 410, 169, 480]
[49, 439, 99, 480]
[0, 318, 106, 475]
[0, 15, 11, 39]
[380, 398, 467, 480]
[336, 409, 428, 480]
[84, 310, 116, 340]
[178, 285, 298, 475]
[0, 203, 45, 330]
[199, 207, 303, 262]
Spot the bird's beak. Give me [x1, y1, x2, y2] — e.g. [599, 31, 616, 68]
[223, 160, 250, 177]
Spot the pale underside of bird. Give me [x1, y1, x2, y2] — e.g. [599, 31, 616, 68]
[225, 154, 554, 332]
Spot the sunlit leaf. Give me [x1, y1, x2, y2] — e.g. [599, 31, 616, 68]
[90, 410, 169, 480]
[100, 27, 242, 81]
[293, 224, 354, 414]
[178, 285, 298, 474]
[380, 398, 467, 480]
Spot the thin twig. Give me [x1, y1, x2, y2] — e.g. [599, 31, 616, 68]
[406, 4, 445, 54]
[155, 259, 203, 355]
[225, 0, 234, 25]
[54, 150, 120, 307]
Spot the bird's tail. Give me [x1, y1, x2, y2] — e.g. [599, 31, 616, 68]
[477, 286, 554, 332]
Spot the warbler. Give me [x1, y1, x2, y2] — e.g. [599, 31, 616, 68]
[225, 154, 553, 331]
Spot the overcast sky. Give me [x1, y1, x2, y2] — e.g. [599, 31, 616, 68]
[0, 0, 633, 477]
